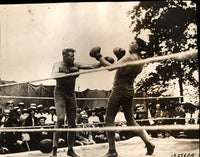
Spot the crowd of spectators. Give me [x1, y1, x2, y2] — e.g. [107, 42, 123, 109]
[0, 100, 199, 154]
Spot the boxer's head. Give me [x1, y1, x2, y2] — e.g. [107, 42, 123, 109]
[62, 48, 76, 66]
[129, 41, 147, 58]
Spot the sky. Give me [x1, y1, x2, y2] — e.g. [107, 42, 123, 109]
[0, 2, 139, 91]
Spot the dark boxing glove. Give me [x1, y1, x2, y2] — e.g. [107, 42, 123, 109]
[104, 56, 115, 64]
[89, 47, 102, 60]
[113, 47, 126, 60]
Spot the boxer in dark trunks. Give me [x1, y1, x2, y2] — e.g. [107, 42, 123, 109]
[51, 48, 101, 157]
[90, 43, 155, 157]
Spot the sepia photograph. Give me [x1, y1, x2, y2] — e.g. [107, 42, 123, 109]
[0, 1, 199, 157]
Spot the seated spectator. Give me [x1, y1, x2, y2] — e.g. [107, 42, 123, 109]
[10, 107, 22, 127]
[5, 101, 14, 110]
[0, 109, 24, 153]
[162, 105, 175, 125]
[175, 104, 186, 125]
[136, 109, 150, 126]
[20, 108, 29, 124]
[30, 103, 37, 108]
[192, 107, 199, 124]
[22, 107, 39, 150]
[43, 107, 49, 116]
[88, 110, 100, 126]
[185, 109, 191, 124]
[115, 107, 126, 126]
[17, 102, 25, 113]
[45, 106, 57, 125]
[0, 109, 11, 127]
[76, 112, 96, 145]
[38, 116, 47, 126]
[95, 107, 105, 124]
[75, 122, 96, 146]
[153, 104, 164, 137]
[22, 107, 39, 126]
[76, 108, 82, 124]
[36, 116, 53, 146]
[35, 104, 45, 118]
[153, 104, 163, 125]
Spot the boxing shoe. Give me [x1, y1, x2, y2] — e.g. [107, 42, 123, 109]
[50, 146, 57, 157]
[67, 149, 80, 157]
[102, 149, 118, 157]
[145, 142, 155, 155]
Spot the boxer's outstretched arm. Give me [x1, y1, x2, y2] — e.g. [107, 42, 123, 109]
[75, 62, 101, 70]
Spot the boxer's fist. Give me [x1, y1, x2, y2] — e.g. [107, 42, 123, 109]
[90, 47, 102, 60]
[113, 47, 126, 60]
[69, 67, 79, 72]
[104, 56, 115, 64]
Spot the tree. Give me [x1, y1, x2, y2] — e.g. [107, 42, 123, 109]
[128, 1, 198, 101]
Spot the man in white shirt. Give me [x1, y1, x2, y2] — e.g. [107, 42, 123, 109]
[46, 106, 57, 125]
[88, 110, 100, 125]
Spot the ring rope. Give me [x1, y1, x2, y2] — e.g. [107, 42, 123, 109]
[1, 117, 199, 130]
[0, 50, 197, 88]
[0, 95, 195, 100]
[0, 124, 198, 133]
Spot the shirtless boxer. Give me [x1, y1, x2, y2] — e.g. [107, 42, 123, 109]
[90, 43, 155, 157]
[51, 48, 102, 157]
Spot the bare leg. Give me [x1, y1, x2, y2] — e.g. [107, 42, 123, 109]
[51, 95, 66, 157]
[123, 105, 155, 155]
[66, 107, 79, 157]
[103, 99, 120, 157]
[52, 115, 65, 147]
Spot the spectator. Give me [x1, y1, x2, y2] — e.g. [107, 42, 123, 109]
[76, 108, 82, 124]
[175, 104, 186, 125]
[185, 109, 191, 124]
[43, 107, 49, 117]
[162, 105, 175, 125]
[11, 107, 22, 127]
[5, 101, 14, 110]
[35, 104, 45, 118]
[115, 107, 126, 126]
[22, 107, 39, 150]
[95, 107, 105, 123]
[37, 116, 52, 141]
[192, 107, 199, 124]
[75, 115, 96, 146]
[88, 110, 100, 126]
[17, 102, 25, 113]
[153, 104, 163, 125]
[148, 103, 156, 118]
[0, 109, 11, 127]
[38, 116, 47, 126]
[16, 108, 22, 121]
[136, 109, 150, 126]
[46, 106, 57, 125]
[0, 109, 24, 153]
[22, 107, 39, 126]
[20, 108, 29, 124]
[153, 104, 163, 138]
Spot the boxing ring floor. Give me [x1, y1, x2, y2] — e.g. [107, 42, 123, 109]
[2, 137, 199, 157]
